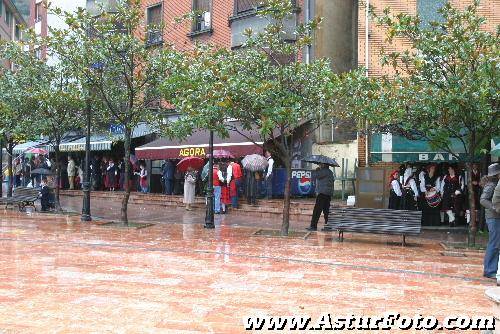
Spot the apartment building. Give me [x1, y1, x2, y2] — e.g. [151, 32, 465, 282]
[0, 0, 25, 45]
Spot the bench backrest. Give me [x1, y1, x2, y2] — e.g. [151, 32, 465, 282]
[327, 207, 422, 235]
[13, 187, 40, 198]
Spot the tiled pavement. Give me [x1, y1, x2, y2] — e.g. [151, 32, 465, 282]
[0, 200, 495, 333]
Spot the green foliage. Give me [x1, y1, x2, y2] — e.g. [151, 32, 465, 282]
[340, 1, 499, 157]
[158, 0, 336, 234]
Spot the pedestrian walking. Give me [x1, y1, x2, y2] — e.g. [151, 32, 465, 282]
[306, 163, 334, 231]
[264, 151, 274, 200]
[67, 156, 76, 190]
[183, 167, 197, 211]
[481, 163, 500, 279]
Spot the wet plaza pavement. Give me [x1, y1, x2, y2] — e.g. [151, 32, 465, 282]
[0, 203, 496, 333]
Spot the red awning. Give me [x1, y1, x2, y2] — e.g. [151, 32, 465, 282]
[135, 128, 264, 160]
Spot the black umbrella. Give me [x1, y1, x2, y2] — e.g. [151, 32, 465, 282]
[302, 155, 340, 167]
[30, 168, 54, 175]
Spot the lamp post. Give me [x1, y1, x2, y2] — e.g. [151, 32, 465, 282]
[204, 130, 215, 228]
[81, 97, 92, 222]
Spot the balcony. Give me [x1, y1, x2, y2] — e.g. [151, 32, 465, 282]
[229, 0, 298, 48]
[188, 11, 213, 38]
[146, 30, 163, 47]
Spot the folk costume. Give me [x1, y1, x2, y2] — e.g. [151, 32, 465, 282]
[388, 170, 402, 210]
[106, 161, 116, 191]
[419, 165, 442, 226]
[440, 168, 465, 226]
[183, 170, 197, 210]
[401, 167, 419, 211]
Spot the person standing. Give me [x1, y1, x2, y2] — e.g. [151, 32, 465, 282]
[39, 177, 51, 212]
[136, 163, 148, 193]
[213, 164, 224, 214]
[480, 163, 500, 279]
[162, 160, 175, 195]
[264, 151, 274, 200]
[440, 165, 465, 226]
[67, 156, 76, 190]
[306, 163, 334, 231]
[401, 167, 419, 210]
[419, 164, 442, 226]
[245, 169, 258, 206]
[471, 163, 481, 226]
[106, 160, 116, 191]
[183, 167, 197, 211]
[388, 170, 402, 210]
[228, 159, 243, 209]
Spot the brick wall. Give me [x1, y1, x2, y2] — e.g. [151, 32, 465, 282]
[141, 0, 234, 51]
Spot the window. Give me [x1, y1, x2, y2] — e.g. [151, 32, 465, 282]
[0, 1, 3, 17]
[146, 4, 162, 46]
[5, 7, 12, 26]
[233, 0, 295, 15]
[35, 2, 43, 23]
[417, 0, 447, 28]
[192, 0, 211, 32]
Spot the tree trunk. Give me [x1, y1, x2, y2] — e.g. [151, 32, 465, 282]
[7, 141, 13, 197]
[54, 146, 62, 212]
[280, 160, 292, 236]
[121, 127, 131, 226]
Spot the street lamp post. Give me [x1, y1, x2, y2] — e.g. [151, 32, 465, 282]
[81, 98, 92, 222]
[204, 130, 215, 228]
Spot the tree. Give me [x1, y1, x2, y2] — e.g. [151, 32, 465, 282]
[338, 1, 499, 244]
[49, 0, 175, 224]
[160, 0, 336, 235]
[1, 34, 85, 210]
[0, 50, 35, 197]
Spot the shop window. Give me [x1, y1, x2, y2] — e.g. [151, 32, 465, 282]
[192, 0, 211, 32]
[146, 3, 162, 46]
[417, 0, 447, 28]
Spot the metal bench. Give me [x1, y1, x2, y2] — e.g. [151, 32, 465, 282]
[323, 207, 422, 246]
[0, 187, 40, 212]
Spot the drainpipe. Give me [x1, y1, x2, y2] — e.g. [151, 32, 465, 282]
[364, 0, 370, 166]
[304, 0, 311, 65]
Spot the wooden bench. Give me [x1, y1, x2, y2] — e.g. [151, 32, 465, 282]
[323, 207, 422, 246]
[0, 187, 40, 212]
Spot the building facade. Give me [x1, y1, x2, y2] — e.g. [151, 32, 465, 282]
[357, 0, 499, 168]
[0, 0, 26, 68]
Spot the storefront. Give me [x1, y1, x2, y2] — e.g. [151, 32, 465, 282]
[358, 134, 471, 211]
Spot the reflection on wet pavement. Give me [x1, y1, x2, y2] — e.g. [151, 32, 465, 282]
[0, 208, 493, 333]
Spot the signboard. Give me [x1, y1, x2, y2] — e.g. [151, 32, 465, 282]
[291, 169, 315, 197]
[370, 134, 467, 163]
[109, 124, 125, 135]
[179, 147, 206, 157]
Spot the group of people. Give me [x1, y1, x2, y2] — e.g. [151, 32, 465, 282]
[6, 155, 54, 188]
[170, 151, 275, 214]
[388, 163, 483, 226]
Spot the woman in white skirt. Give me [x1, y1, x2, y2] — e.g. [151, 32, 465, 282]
[184, 167, 197, 211]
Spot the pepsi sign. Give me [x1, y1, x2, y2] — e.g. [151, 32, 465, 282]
[292, 170, 313, 195]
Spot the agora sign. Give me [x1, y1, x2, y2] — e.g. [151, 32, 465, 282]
[179, 147, 206, 157]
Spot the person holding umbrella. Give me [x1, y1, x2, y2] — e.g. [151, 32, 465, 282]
[306, 163, 334, 231]
[302, 155, 338, 232]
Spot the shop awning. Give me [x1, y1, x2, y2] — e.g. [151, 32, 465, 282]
[59, 135, 113, 152]
[135, 128, 264, 160]
[13, 140, 49, 155]
[370, 133, 467, 163]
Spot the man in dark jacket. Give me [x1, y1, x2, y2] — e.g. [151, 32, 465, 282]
[307, 164, 334, 231]
[162, 160, 175, 195]
[481, 163, 500, 279]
